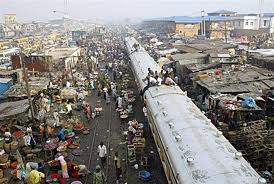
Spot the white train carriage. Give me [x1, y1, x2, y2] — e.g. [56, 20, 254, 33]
[125, 37, 265, 184]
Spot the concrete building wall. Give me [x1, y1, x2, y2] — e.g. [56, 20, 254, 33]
[260, 17, 271, 29]
[4, 14, 16, 25]
[64, 48, 81, 70]
[206, 21, 233, 39]
[233, 16, 259, 30]
[270, 17, 274, 33]
[44, 47, 81, 71]
[175, 23, 200, 37]
[243, 16, 259, 30]
[142, 20, 176, 34]
[2, 14, 21, 39]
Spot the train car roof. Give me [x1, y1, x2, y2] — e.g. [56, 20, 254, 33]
[125, 37, 262, 184]
[125, 37, 161, 89]
[146, 85, 261, 184]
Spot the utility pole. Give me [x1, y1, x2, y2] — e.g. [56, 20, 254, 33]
[203, 11, 206, 37]
[201, 10, 206, 37]
[224, 21, 228, 43]
[201, 10, 204, 36]
[258, 0, 264, 29]
[20, 53, 35, 122]
[70, 58, 75, 86]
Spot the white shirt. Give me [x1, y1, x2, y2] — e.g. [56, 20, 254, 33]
[143, 107, 147, 117]
[150, 77, 157, 85]
[67, 104, 72, 112]
[66, 81, 71, 87]
[128, 126, 136, 134]
[49, 82, 53, 88]
[98, 145, 107, 158]
[157, 78, 162, 86]
[117, 97, 122, 108]
[103, 87, 108, 93]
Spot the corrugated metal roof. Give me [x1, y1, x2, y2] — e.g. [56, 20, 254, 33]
[0, 99, 29, 119]
[0, 78, 12, 83]
[210, 53, 232, 58]
[147, 16, 236, 24]
[263, 13, 274, 17]
[208, 10, 237, 14]
[172, 53, 207, 61]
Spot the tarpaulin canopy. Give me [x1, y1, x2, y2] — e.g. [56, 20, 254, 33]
[157, 57, 177, 68]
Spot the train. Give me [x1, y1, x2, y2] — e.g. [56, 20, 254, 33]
[125, 37, 265, 184]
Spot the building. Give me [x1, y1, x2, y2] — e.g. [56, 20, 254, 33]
[172, 53, 207, 85]
[174, 40, 237, 54]
[205, 16, 234, 39]
[260, 13, 274, 33]
[144, 16, 235, 39]
[2, 14, 21, 38]
[0, 24, 4, 39]
[11, 55, 53, 73]
[174, 17, 201, 37]
[45, 47, 82, 71]
[249, 49, 274, 70]
[142, 20, 176, 34]
[20, 22, 41, 36]
[4, 14, 17, 25]
[207, 10, 237, 17]
[232, 13, 274, 32]
[233, 14, 260, 30]
[208, 53, 237, 63]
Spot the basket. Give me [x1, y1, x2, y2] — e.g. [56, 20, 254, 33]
[10, 141, 18, 151]
[3, 143, 10, 152]
[0, 139, 4, 149]
[18, 138, 26, 148]
[0, 154, 9, 164]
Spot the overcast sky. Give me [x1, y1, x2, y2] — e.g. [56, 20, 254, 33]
[0, 0, 273, 22]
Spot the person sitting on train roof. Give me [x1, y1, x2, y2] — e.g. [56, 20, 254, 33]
[165, 76, 175, 86]
[149, 77, 157, 86]
[154, 70, 158, 77]
[155, 75, 162, 86]
[142, 76, 150, 87]
[148, 68, 154, 76]
[160, 69, 165, 78]
[163, 73, 175, 86]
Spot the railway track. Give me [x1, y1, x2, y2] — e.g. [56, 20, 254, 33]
[105, 104, 112, 182]
[84, 109, 99, 184]
[84, 98, 113, 184]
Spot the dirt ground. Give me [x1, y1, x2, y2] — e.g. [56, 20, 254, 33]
[68, 66, 167, 184]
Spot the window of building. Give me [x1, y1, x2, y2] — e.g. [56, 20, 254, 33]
[238, 21, 241, 26]
[250, 22, 254, 26]
[245, 21, 249, 26]
[264, 20, 267, 27]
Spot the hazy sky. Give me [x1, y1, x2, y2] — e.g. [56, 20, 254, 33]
[0, 0, 273, 22]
